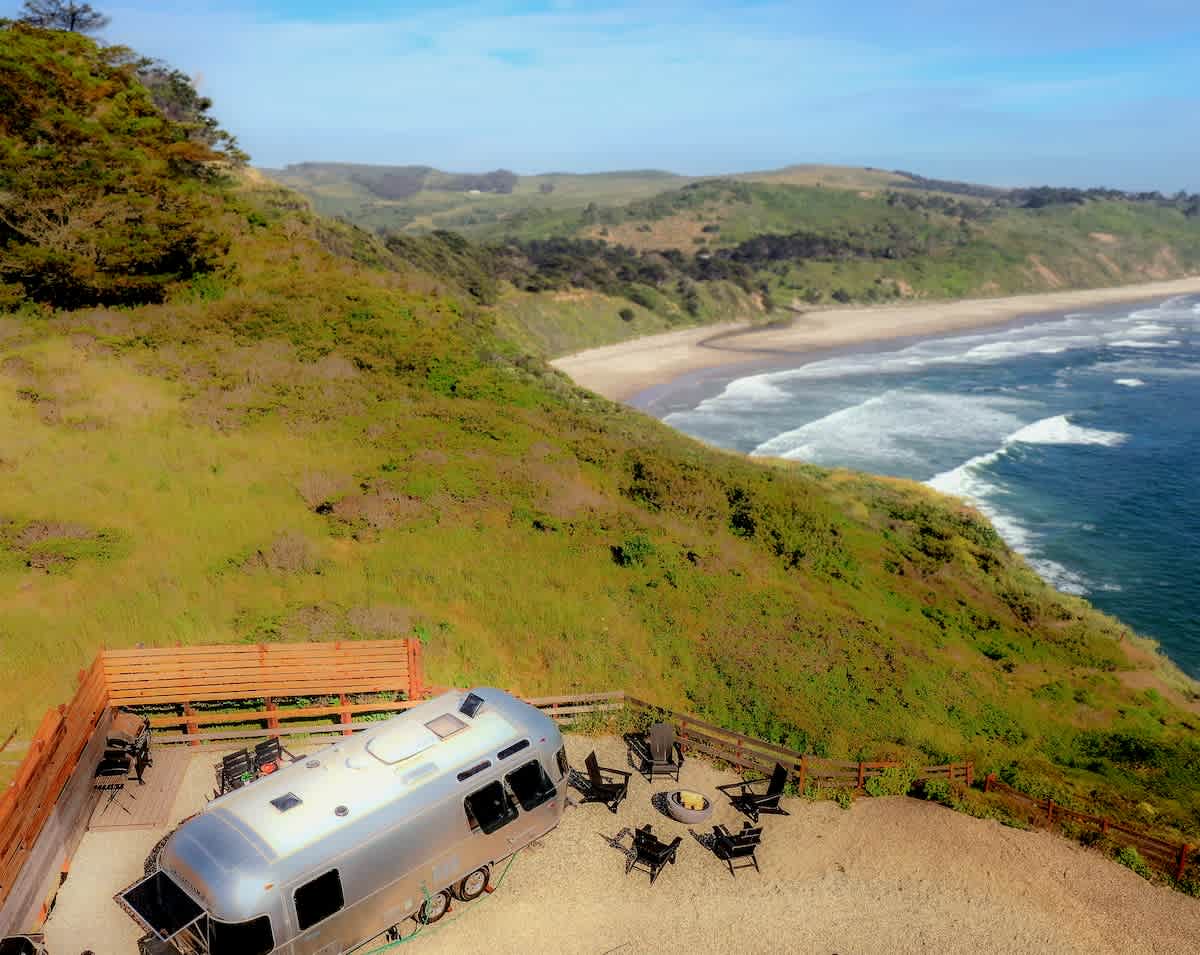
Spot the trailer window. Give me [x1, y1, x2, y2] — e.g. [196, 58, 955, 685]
[295, 869, 344, 931]
[464, 780, 518, 834]
[506, 759, 556, 812]
[209, 915, 273, 955]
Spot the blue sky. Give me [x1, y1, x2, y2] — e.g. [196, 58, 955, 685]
[96, 0, 1200, 190]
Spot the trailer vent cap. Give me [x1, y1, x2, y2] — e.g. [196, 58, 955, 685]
[305, 759, 320, 769]
[270, 793, 302, 813]
[334, 805, 349, 818]
[459, 692, 485, 719]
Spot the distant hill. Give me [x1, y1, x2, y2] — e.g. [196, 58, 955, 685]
[269, 161, 1200, 356]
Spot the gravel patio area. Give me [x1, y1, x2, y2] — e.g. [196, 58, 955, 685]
[42, 734, 1200, 954]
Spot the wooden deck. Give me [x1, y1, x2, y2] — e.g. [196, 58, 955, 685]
[88, 746, 190, 832]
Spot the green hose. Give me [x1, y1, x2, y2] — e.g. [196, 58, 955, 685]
[357, 849, 521, 952]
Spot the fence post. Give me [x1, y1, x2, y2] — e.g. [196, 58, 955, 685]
[1176, 844, 1191, 881]
[798, 754, 808, 794]
[984, 772, 995, 793]
[966, 762, 974, 787]
[1046, 798, 1055, 824]
[1101, 818, 1109, 835]
[857, 761, 865, 790]
[736, 738, 743, 772]
[339, 693, 352, 737]
[679, 718, 688, 754]
[947, 761, 954, 782]
[184, 703, 198, 748]
[266, 697, 279, 735]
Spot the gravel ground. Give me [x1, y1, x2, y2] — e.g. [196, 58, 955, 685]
[43, 735, 1200, 954]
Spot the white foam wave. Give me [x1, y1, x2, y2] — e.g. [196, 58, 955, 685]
[750, 391, 1029, 468]
[926, 414, 1128, 595]
[1006, 414, 1127, 447]
[1123, 322, 1174, 338]
[1114, 378, 1144, 388]
[1108, 339, 1175, 349]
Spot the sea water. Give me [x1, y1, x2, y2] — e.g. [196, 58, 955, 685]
[653, 296, 1200, 678]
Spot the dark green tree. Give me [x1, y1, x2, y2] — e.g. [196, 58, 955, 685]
[18, 0, 108, 33]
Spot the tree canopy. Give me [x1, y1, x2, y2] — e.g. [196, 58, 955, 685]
[18, 0, 108, 33]
[0, 23, 241, 308]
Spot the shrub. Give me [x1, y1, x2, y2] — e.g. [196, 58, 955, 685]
[1115, 845, 1153, 880]
[611, 534, 655, 567]
[865, 765, 917, 797]
[618, 307, 635, 322]
[922, 779, 953, 804]
[832, 787, 854, 810]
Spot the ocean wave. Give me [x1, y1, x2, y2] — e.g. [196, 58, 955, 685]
[925, 413, 1128, 594]
[1005, 414, 1127, 447]
[1114, 378, 1145, 388]
[751, 390, 1029, 466]
[1107, 339, 1176, 349]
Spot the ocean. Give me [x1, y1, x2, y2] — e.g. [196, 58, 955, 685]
[645, 295, 1200, 679]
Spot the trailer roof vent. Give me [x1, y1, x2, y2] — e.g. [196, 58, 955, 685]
[425, 713, 467, 740]
[270, 793, 302, 813]
[459, 692, 485, 719]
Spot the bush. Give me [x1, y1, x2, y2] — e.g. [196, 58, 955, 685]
[865, 765, 917, 797]
[1115, 845, 1153, 880]
[832, 787, 854, 810]
[922, 779, 953, 804]
[611, 534, 655, 567]
[618, 307, 635, 322]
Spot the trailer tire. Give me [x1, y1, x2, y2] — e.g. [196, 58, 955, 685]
[456, 866, 490, 901]
[417, 889, 451, 924]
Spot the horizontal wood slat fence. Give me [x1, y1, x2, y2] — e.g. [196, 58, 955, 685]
[0, 640, 424, 918]
[2, 652, 1196, 927]
[622, 695, 974, 791]
[984, 774, 1194, 881]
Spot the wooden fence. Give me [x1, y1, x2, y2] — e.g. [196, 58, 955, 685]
[983, 774, 1194, 881]
[622, 695, 973, 791]
[0, 639, 425, 921]
[0, 658, 108, 926]
[2, 662, 1195, 928]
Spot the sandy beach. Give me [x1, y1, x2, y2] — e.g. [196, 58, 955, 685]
[551, 276, 1200, 402]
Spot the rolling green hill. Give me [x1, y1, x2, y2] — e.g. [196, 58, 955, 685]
[3, 24, 1200, 862]
[267, 163, 1200, 358]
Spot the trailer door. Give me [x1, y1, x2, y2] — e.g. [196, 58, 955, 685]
[117, 870, 207, 948]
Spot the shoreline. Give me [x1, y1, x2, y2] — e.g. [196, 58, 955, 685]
[550, 276, 1200, 403]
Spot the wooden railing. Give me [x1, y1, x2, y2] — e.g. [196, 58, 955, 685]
[0, 639, 425, 920]
[623, 695, 973, 790]
[984, 774, 1194, 881]
[0, 658, 108, 922]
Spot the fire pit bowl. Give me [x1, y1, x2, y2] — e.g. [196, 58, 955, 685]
[666, 789, 713, 824]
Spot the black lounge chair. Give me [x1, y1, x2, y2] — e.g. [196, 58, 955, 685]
[626, 824, 681, 885]
[253, 737, 294, 773]
[581, 751, 630, 812]
[217, 749, 255, 795]
[628, 722, 684, 782]
[712, 822, 762, 876]
[717, 762, 791, 823]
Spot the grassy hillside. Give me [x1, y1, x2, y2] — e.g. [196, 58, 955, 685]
[271, 164, 1200, 358]
[2, 24, 1200, 854]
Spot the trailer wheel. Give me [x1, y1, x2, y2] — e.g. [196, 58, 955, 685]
[456, 866, 490, 901]
[417, 889, 451, 924]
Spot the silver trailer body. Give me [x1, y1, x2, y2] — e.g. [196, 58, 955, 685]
[120, 688, 568, 954]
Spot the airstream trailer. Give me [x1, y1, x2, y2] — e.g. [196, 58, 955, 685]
[119, 688, 569, 954]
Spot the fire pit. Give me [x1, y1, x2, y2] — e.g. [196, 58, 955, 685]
[666, 789, 713, 824]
